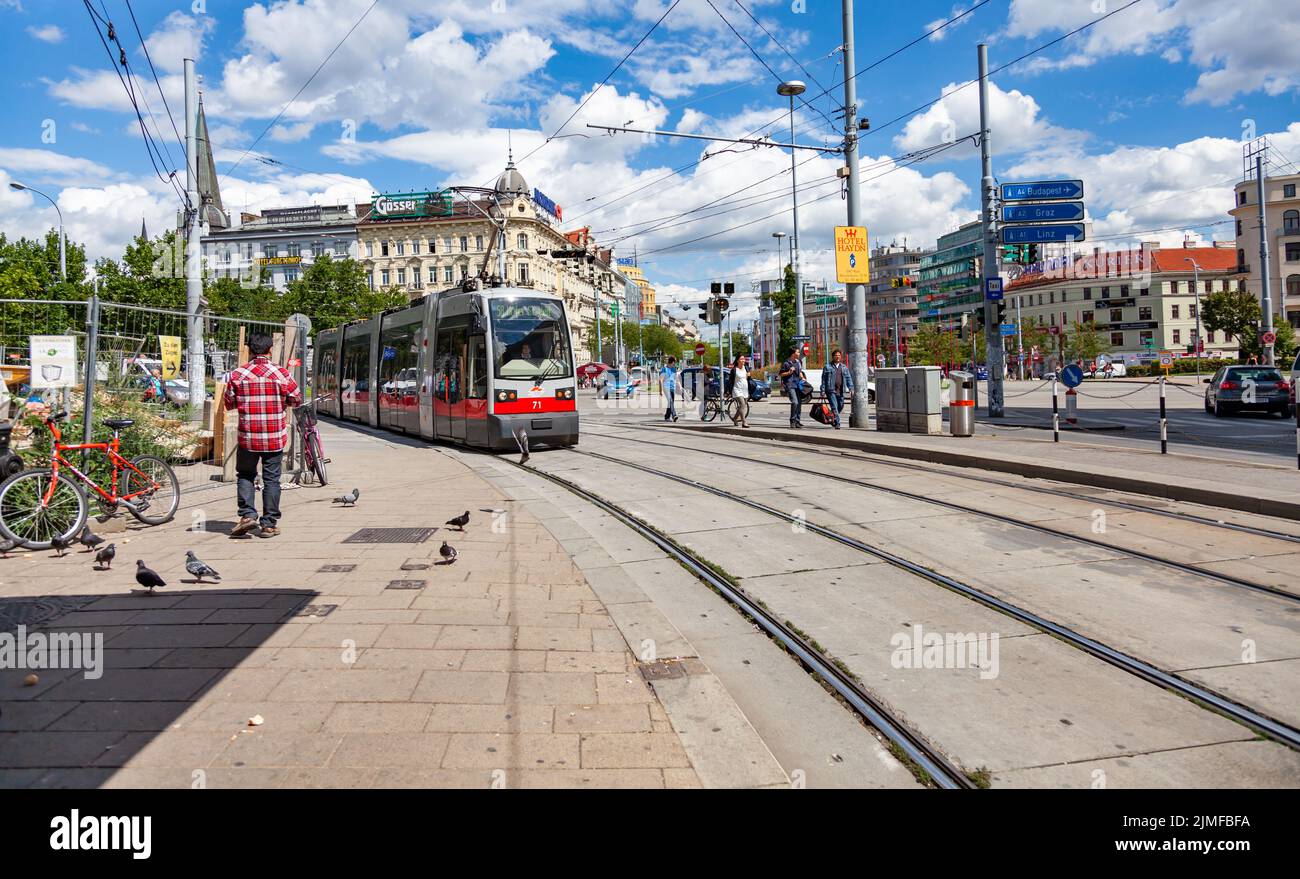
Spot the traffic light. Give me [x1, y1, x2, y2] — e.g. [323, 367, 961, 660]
[995, 299, 1007, 325]
[1024, 244, 1040, 264]
[999, 244, 1021, 264]
[890, 277, 900, 288]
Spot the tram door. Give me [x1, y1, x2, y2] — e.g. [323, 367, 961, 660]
[464, 333, 489, 447]
[433, 323, 468, 441]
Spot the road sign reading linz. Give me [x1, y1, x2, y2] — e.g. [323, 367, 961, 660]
[1001, 223, 1087, 244]
[1000, 180, 1084, 201]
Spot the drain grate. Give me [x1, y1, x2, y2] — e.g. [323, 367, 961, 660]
[637, 659, 687, 682]
[342, 527, 437, 545]
[0, 597, 96, 633]
[293, 604, 338, 618]
[384, 580, 426, 591]
[317, 564, 356, 573]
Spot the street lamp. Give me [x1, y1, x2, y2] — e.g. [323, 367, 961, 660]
[10, 181, 66, 281]
[777, 80, 806, 354]
[1184, 257, 1204, 381]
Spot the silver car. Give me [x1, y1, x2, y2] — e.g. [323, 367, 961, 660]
[1204, 365, 1291, 417]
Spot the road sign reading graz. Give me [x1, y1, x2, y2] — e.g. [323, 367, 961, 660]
[1000, 180, 1084, 201]
[834, 226, 870, 284]
[1002, 202, 1085, 223]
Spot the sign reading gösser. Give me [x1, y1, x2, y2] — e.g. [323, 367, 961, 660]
[371, 191, 453, 219]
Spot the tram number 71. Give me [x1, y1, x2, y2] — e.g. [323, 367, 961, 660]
[531, 400, 543, 411]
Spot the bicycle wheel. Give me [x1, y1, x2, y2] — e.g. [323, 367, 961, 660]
[306, 431, 328, 486]
[0, 469, 88, 550]
[702, 398, 719, 423]
[123, 455, 180, 525]
[724, 398, 740, 423]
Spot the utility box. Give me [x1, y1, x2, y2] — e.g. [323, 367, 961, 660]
[874, 367, 909, 432]
[949, 370, 975, 437]
[905, 366, 942, 435]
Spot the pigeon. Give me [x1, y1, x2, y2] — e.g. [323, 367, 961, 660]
[94, 543, 116, 569]
[51, 534, 73, 557]
[438, 541, 457, 565]
[79, 526, 104, 552]
[445, 510, 470, 531]
[0, 537, 16, 557]
[333, 488, 359, 506]
[135, 560, 166, 594]
[185, 550, 221, 583]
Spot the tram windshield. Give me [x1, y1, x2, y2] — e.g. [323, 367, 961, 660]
[491, 298, 573, 381]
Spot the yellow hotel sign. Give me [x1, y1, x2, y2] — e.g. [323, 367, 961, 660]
[834, 226, 870, 283]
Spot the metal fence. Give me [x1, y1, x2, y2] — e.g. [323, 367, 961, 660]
[0, 297, 309, 493]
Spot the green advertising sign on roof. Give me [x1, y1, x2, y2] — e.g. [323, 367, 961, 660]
[371, 191, 453, 219]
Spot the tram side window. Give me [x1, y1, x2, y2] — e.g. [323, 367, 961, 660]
[343, 335, 370, 398]
[317, 347, 337, 400]
[380, 321, 422, 399]
[468, 336, 488, 399]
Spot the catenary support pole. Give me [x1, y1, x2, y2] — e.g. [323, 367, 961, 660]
[978, 43, 1005, 417]
[81, 287, 100, 468]
[1052, 379, 1060, 443]
[842, 0, 871, 428]
[183, 58, 206, 423]
[1159, 375, 1168, 454]
[1256, 153, 1275, 366]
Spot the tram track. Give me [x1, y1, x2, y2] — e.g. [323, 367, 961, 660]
[595, 422, 1300, 600]
[499, 454, 978, 789]
[536, 444, 1300, 753]
[608, 418, 1300, 546]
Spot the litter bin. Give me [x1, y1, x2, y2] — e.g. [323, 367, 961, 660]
[949, 370, 975, 437]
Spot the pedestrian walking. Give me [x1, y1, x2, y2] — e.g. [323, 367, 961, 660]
[661, 356, 679, 422]
[224, 332, 303, 539]
[820, 349, 854, 429]
[726, 354, 752, 428]
[779, 346, 806, 428]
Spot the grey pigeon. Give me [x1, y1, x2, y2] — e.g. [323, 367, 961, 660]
[51, 534, 72, 557]
[95, 543, 116, 569]
[184, 550, 220, 583]
[438, 541, 457, 565]
[445, 510, 470, 531]
[333, 488, 359, 506]
[135, 560, 166, 593]
[79, 526, 104, 552]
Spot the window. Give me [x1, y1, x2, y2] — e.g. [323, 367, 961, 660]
[444, 236, 454, 253]
[490, 298, 572, 381]
[396, 268, 406, 285]
[1190, 304, 1198, 318]
[1288, 274, 1300, 297]
[516, 233, 528, 251]
[380, 269, 390, 286]
[367, 272, 374, 290]
[475, 235, 484, 252]
[335, 241, 348, 256]
[1173, 329, 1181, 343]
[1120, 285, 1129, 295]
[1171, 304, 1180, 318]
[1049, 292, 1055, 304]
[1139, 306, 1152, 320]
[1050, 313, 1056, 326]
[396, 241, 405, 256]
[365, 242, 374, 258]
[381, 241, 390, 257]
[1110, 308, 1123, 322]
[412, 267, 422, 289]
[1236, 219, 1243, 236]
[286, 242, 301, 257]
[1139, 286, 1149, 296]
[1083, 287, 1091, 298]
[1204, 280, 1213, 293]
[263, 243, 279, 258]
[1170, 280, 1181, 294]
[1139, 330, 1153, 347]
[310, 241, 325, 258]
[1286, 242, 1300, 261]
[1101, 286, 1110, 296]
[412, 240, 420, 255]
[444, 265, 454, 284]
[428, 238, 437, 253]
[1286, 184, 1297, 198]
[459, 264, 469, 280]
[460, 236, 469, 252]
[284, 270, 298, 283]
[1111, 332, 1124, 346]
[1082, 309, 1094, 324]
[1037, 293, 1043, 305]
[1238, 248, 1246, 270]
[518, 262, 529, 284]
[1238, 190, 1247, 205]
[1206, 330, 1215, 344]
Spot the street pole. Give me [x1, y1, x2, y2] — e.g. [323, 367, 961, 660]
[778, 81, 806, 346]
[595, 291, 602, 364]
[183, 58, 205, 423]
[1185, 258, 1203, 380]
[82, 282, 100, 467]
[1255, 153, 1275, 366]
[840, 0, 870, 428]
[978, 43, 1005, 417]
[1015, 293, 1025, 380]
[9, 183, 66, 282]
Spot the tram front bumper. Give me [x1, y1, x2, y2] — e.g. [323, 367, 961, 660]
[488, 412, 579, 451]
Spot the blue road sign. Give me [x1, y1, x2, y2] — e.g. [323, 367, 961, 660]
[1002, 201, 1085, 223]
[984, 277, 1003, 301]
[1000, 323, 1016, 336]
[1001, 223, 1087, 244]
[1000, 180, 1084, 201]
[1060, 364, 1084, 388]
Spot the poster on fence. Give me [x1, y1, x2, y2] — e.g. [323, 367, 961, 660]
[30, 335, 76, 389]
[159, 335, 182, 379]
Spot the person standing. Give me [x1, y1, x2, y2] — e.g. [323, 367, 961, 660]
[726, 354, 752, 428]
[661, 356, 679, 422]
[779, 346, 806, 429]
[224, 332, 303, 538]
[820, 349, 854, 429]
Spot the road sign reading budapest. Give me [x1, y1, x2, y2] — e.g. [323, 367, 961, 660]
[834, 226, 870, 283]
[1000, 180, 1084, 201]
[1001, 223, 1087, 244]
[1002, 202, 1085, 223]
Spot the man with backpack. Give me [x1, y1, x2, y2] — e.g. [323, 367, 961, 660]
[779, 345, 806, 429]
[820, 349, 854, 429]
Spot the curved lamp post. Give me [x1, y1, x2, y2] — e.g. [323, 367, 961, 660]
[10, 181, 66, 281]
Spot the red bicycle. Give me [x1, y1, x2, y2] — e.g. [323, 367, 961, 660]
[0, 411, 179, 549]
[296, 406, 328, 486]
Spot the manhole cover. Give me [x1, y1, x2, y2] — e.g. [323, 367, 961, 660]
[637, 660, 687, 682]
[317, 564, 356, 573]
[0, 597, 94, 633]
[342, 528, 437, 545]
[384, 580, 426, 591]
[293, 604, 338, 618]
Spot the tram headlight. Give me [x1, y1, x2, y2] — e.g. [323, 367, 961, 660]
[497, 391, 507, 402]
[555, 388, 573, 399]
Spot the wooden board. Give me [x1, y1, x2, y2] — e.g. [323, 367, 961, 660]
[237, 326, 248, 368]
[211, 380, 226, 462]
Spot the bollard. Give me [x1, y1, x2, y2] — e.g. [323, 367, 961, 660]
[1051, 379, 1059, 443]
[1065, 387, 1078, 424]
[1159, 375, 1168, 455]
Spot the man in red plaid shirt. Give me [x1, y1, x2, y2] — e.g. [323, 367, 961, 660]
[224, 332, 303, 538]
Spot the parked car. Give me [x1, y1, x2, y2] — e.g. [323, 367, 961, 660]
[1204, 365, 1291, 417]
[597, 369, 638, 399]
[131, 375, 191, 407]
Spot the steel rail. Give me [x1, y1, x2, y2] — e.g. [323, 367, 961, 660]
[558, 446, 1300, 751]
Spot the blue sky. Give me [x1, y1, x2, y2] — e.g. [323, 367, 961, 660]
[1, 0, 1297, 318]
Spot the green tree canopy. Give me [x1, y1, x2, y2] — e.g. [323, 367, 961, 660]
[280, 254, 405, 330]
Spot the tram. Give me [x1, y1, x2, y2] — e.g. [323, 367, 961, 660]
[312, 282, 578, 450]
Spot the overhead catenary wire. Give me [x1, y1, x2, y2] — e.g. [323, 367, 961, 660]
[123, 0, 184, 152]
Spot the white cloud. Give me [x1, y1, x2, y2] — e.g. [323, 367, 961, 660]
[0, 148, 119, 186]
[142, 12, 215, 74]
[892, 79, 1085, 158]
[26, 24, 63, 44]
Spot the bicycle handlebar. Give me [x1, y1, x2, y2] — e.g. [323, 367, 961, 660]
[45, 410, 69, 424]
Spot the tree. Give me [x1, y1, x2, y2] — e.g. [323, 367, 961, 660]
[1065, 321, 1111, 362]
[280, 254, 404, 330]
[1201, 287, 1259, 356]
[0, 230, 90, 301]
[908, 324, 963, 368]
[770, 262, 797, 360]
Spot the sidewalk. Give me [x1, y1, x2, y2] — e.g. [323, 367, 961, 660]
[0, 422, 706, 789]
[675, 418, 1300, 520]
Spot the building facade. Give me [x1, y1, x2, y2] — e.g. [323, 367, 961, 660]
[1005, 245, 1241, 365]
[201, 205, 359, 292]
[1229, 167, 1300, 329]
[618, 263, 657, 321]
[867, 242, 928, 364]
[918, 221, 982, 330]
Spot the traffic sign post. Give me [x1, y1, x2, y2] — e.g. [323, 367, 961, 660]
[694, 342, 706, 358]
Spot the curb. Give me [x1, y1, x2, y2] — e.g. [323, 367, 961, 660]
[673, 423, 1300, 522]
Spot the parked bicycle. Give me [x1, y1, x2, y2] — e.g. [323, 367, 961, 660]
[295, 405, 328, 486]
[701, 392, 724, 423]
[0, 411, 179, 549]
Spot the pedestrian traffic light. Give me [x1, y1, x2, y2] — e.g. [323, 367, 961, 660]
[995, 300, 1007, 324]
[1024, 244, 1040, 264]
